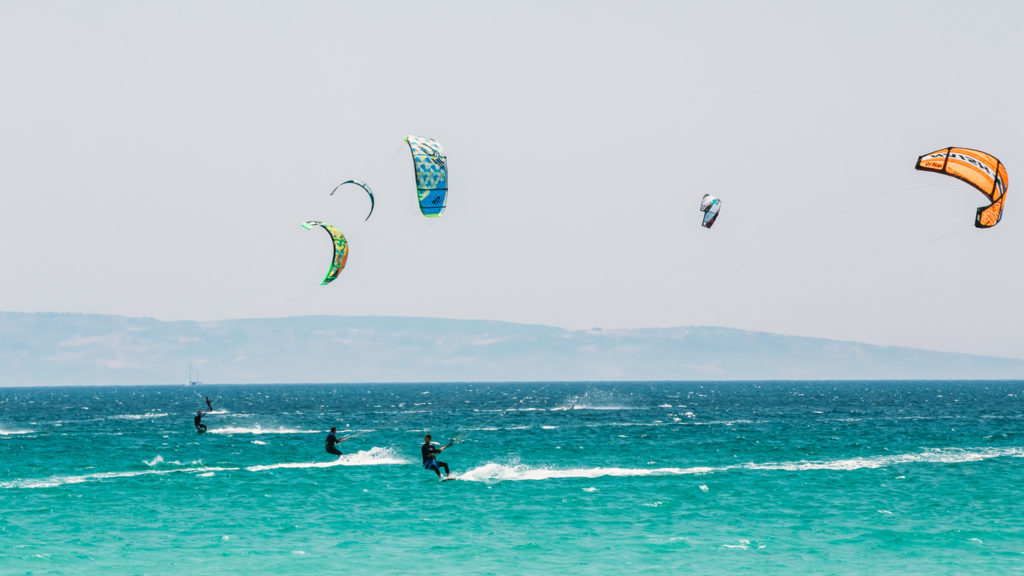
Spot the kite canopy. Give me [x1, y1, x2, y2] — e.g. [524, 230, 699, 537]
[700, 194, 721, 229]
[404, 135, 447, 217]
[301, 220, 349, 285]
[330, 180, 375, 221]
[915, 147, 1008, 228]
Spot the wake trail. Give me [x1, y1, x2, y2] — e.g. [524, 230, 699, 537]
[205, 425, 320, 435]
[454, 447, 1024, 483]
[0, 465, 240, 489]
[245, 447, 409, 471]
[5, 447, 1018, 489]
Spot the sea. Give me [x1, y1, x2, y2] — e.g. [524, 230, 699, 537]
[1, 381, 1022, 575]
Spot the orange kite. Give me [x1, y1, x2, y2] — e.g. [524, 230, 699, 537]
[915, 147, 1008, 228]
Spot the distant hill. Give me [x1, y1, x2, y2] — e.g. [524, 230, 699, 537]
[0, 312, 1021, 386]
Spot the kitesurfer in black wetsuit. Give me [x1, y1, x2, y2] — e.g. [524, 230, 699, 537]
[325, 427, 348, 456]
[421, 434, 453, 478]
[194, 410, 207, 433]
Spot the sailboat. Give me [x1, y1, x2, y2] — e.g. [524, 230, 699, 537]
[189, 362, 201, 386]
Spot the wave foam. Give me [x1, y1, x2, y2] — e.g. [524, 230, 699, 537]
[476, 407, 546, 413]
[206, 425, 319, 435]
[745, 447, 1023, 472]
[454, 447, 1024, 483]
[7, 447, 1017, 489]
[108, 412, 168, 420]
[1, 466, 239, 489]
[245, 447, 409, 472]
[550, 405, 634, 411]
[0, 428, 34, 435]
[455, 462, 717, 483]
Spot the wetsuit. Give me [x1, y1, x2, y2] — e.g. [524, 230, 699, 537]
[325, 432, 342, 456]
[421, 442, 450, 477]
[194, 412, 206, 433]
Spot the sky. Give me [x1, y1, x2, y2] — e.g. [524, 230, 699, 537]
[1, 1, 1022, 359]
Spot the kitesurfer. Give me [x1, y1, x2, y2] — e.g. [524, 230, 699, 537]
[194, 410, 207, 433]
[325, 426, 348, 456]
[421, 434, 453, 478]
[205, 396, 213, 411]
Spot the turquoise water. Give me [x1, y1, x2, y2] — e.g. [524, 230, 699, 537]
[2, 381, 1023, 575]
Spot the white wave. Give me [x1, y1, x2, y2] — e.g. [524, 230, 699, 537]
[108, 412, 168, 420]
[457, 425, 531, 432]
[721, 540, 751, 550]
[144, 455, 165, 467]
[0, 428, 34, 435]
[550, 405, 634, 411]
[245, 447, 409, 472]
[475, 407, 547, 413]
[206, 425, 319, 435]
[745, 447, 1024, 472]
[244, 459, 347, 471]
[204, 409, 228, 415]
[1, 466, 239, 489]
[453, 447, 1024, 483]
[455, 462, 718, 483]
[894, 415, 958, 421]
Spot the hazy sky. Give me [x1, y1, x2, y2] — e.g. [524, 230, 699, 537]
[1, 1, 1022, 358]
